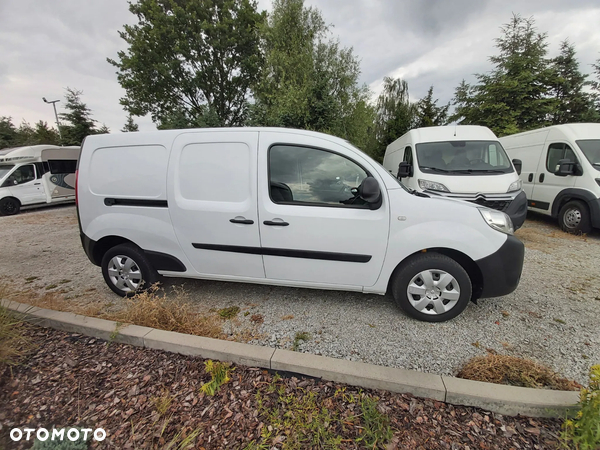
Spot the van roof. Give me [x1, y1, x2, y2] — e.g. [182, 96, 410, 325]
[405, 125, 498, 143]
[0, 145, 80, 162]
[500, 123, 600, 141]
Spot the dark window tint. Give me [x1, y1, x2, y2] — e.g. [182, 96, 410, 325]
[403, 146, 413, 164]
[269, 145, 369, 207]
[546, 143, 577, 173]
[34, 162, 45, 178]
[48, 159, 77, 174]
[4, 164, 35, 186]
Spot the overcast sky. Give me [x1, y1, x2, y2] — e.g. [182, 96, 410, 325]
[1, 0, 599, 133]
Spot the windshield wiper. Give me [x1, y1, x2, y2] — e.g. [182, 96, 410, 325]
[420, 166, 451, 173]
[449, 169, 507, 174]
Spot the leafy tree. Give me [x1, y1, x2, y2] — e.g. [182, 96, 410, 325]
[0, 117, 18, 149]
[591, 57, 600, 114]
[59, 88, 99, 145]
[549, 40, 598, 124]
[32, 121, 61, 145]
[108, 0, 264, 127]
[452, 14, 555, 136]
[415, 86, 449, 128]
[121, 115, 139, 132]
[371, 77, 416, 161]
[250, 0, 372, 148]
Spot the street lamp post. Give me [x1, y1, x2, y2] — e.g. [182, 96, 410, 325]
[42, 97, 62, 141]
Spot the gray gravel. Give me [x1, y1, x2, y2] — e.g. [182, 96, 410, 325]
[1, 204, 599, 385]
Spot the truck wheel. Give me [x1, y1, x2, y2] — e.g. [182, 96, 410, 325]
[391, 253, 472, 322]
[101, 244, 159, 297]
[0, 197, 20, 216]
[558, 200, 591, 234]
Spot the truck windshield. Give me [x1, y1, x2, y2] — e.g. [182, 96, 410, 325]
[0, 165, 15, 180]
[576, 140, 600, 170]
[416, 141, 513, 174]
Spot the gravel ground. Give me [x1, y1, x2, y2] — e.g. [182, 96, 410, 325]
[0, 204, 599, 385]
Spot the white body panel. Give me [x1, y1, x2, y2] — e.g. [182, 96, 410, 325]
[78, 128, 511, 295]
[500, 124, 600, 217]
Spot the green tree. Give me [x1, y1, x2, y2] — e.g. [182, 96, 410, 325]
[109, 0, 264, 127]
[59, 88, 99, 145]
[371, 77, 416, 161]
[0, 117, 18, 149]
[32, 121, 61, 145]
[452, 14, 555, 136]
[549, 40, 598, 124]
[415, 86, 449, 128]
[121, 115, 139, 132]
[591, 57, 600, 114]
[250, 0, 373, 148]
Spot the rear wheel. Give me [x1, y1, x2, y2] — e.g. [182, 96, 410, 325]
[0, 197, 20, 216]
[558, 200, 591, 234]
[391, 253, 472, 322]
[101, 244, 159, 297]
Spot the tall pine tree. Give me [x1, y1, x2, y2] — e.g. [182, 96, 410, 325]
[415, 86, 449, 128]
[59, 88, 99, 145]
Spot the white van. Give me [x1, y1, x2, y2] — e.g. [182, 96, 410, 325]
[500, 124, 600, 234]
[383, 126, 527, 230]
[0, 145, 81, 216]
[77, 128, 524, 322]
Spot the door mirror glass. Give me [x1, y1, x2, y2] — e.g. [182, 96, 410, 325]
[556, 159, 575, 177]
[512, 159, 522, 175]
[397, 162, 412, 179]
[358, 176, 382, 209]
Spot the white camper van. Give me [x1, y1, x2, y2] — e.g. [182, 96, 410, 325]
[383, 126, 527, 230]
[77, 128, 524, 322]
[500, 124, 600, 234]
[0, 145, 81, 216]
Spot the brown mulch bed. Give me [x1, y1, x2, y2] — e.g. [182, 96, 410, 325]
[0, 326, 563, 449]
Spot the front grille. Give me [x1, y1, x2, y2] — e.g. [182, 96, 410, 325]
[468, 198, 510, 211]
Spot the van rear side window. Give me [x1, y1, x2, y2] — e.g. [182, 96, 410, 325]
[48, 160, 77, 174]
[178, 142, 252, 203]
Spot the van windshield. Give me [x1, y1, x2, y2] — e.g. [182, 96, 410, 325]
[416, 141, 514, 175]
[0, 165, 14, 180]
[576, 140, 600, 170]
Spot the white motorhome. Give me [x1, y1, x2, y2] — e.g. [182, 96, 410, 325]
[77, 128, 524, 322]
[383, 126, 527, 230]
[0, 145, 81, 216]
[500, 124, 600, 234]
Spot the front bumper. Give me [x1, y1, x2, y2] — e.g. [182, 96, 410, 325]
[475, 235, 524, 298]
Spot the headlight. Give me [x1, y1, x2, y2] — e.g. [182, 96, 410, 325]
[479, 208, 514, 235]
[418, 179, 450, 192]
[507, 179, 522, 193]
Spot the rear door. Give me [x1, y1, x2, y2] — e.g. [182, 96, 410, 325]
[167, 131, 265, 278]
[257, 131, 389, 287]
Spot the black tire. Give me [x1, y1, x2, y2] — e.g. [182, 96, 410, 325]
[101, 243, 159, 297]
[0, 197, 20, 216]
[391, 253, 472, 322]
[558, 200, 591, 234]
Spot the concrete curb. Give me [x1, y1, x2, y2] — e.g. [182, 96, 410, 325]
[2, 299, 580, 418]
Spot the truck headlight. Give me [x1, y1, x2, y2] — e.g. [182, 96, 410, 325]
[418, 179, 450, 192]
[507, 179, 522, 192]
[479, 208, 514, 235]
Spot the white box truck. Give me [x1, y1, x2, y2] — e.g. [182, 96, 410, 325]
[0, 145, 81, 216]
[500, 123, 600, 234]
[76, 128, 524, 322]
[383, 125, 527, 230]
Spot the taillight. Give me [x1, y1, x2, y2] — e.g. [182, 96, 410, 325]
[75, 169, 79, 206]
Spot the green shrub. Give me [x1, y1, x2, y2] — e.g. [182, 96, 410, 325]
[199, 360, 232, 396]
[562, 365, 600, 450]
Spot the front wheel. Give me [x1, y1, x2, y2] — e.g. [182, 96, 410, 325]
[558, 200, 591, 234]
[101, 244, 159, 297]
[0, 197, 20, 216]
[391, 253, 472, 322]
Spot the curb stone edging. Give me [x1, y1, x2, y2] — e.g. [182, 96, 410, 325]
[2, 299, 580, 418]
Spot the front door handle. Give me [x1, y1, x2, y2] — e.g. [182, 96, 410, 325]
[34, 183, 41, 185]
[263, 220, 289, 227]
[229, 217, 254, 225]
[539, 173, 545, 183]
[528, 173, 533, 182]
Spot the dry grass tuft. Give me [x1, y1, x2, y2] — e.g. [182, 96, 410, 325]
[515, 225, 587, 253]
[0, 305, 35, 369]
[107, 285, 224, 339]
[458, 354, 581, 391]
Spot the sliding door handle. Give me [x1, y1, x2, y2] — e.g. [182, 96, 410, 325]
[229, 217, 254, 225]
[263, 220, 289, 227]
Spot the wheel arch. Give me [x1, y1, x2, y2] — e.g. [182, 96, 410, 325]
[387, 247, 484, 301]
[551, 188, 597, 217]
[92, 235, 137, 266]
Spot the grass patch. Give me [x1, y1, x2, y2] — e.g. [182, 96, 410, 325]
[250, 313, 264, 324]
[457, 354, 581, 390]
[218, 306, 240, 320]
[0, 304, 34, 369]
[356, 396, 393, 448]
[151, 388, 174, 415]
[109, 286, 224, 339]
[292, 331, 311, 351]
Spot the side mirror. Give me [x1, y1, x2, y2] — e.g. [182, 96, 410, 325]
[397, 161, 412, 179]
[556, 159, 574, 177]
[358, 176, 382, 209]
[512, 159, 522, 175]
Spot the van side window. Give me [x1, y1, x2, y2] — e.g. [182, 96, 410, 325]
[48, 160, 77, 174]
[402, 146, 413, 164]
[269, 145, 369, 207]
[546, 143, 578, 174]
[5, 164, 36, 186]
